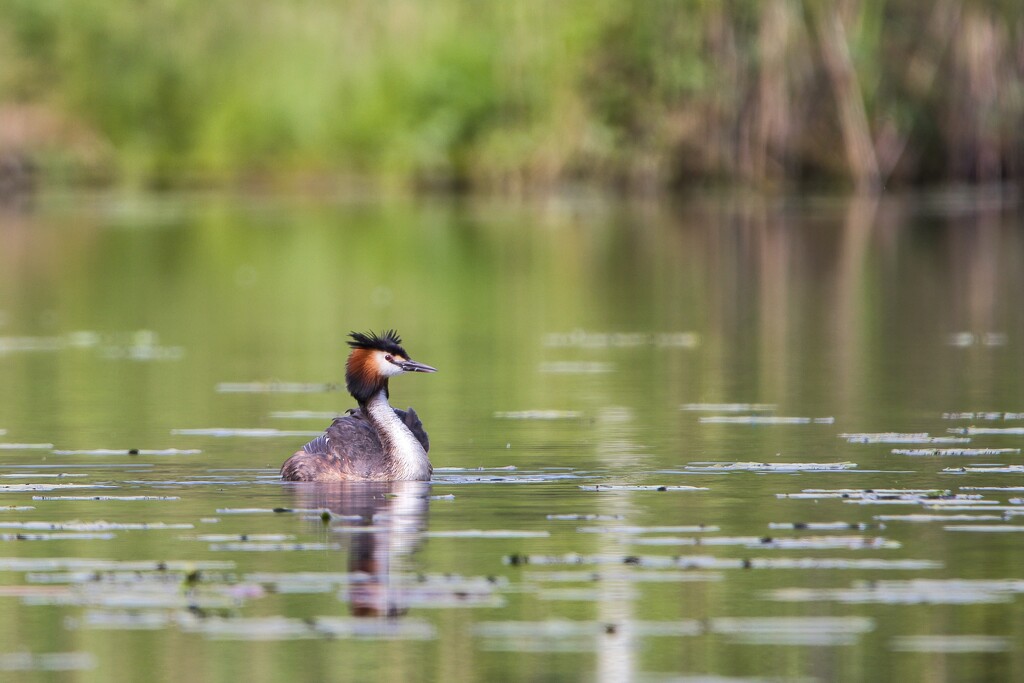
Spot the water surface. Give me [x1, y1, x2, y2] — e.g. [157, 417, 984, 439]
[0, 191, 1022, 682]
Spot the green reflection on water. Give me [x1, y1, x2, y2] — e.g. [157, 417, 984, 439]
[0, 192, 1022, 682]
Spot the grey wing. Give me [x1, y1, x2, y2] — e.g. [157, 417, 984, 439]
[280, 414, 384, 481]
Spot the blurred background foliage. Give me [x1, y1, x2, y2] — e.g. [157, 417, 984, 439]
[0, 0, 1022, 193]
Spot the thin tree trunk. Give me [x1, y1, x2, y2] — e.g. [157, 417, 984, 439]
[814, 4, 880, 193]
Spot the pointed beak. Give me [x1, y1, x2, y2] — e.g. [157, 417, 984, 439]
[400, 359, 437, 373]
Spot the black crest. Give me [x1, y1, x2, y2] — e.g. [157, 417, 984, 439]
[347, 329, 408, 358]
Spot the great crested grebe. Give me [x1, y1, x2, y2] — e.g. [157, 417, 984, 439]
[280, 330, 436, 482]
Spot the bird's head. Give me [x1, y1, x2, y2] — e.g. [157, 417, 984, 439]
[345, 329, 436, 404]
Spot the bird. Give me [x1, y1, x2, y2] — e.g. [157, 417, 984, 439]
[280, 330, 436, 482]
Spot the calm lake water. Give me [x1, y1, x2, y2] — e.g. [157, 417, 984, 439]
[0, 190, 1023, 682]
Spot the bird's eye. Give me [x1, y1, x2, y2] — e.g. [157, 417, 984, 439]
[385, 354, 393, 362]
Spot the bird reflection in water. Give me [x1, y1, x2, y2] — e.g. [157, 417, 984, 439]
[289, 480, 429, 617]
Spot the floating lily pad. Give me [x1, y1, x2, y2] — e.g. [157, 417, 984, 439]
[578, 484, 709, 491]
[943, 412, 1024, 421]
[948, 427, 1024, 435]
[577, 525, 718, 534]
[699, 416, 834, 424]
[688, 462, 856, 472]
[874, 514, 1004, 522]
[0, 652, 95, 671]
[768, 522, 877, 530]
[890, 635, 1010, 653]
[944, 525, 1024, 532]
[891, 448, 1019, 456]
[32, 496, 181, 501]
[52, 449, 201, 456]
[710, 616, 873, 646]
[208, 543, 340, 552]
[840, 433, 969, 444]
[944, 465, 1024, 474]
[502, 553, 939, 570]
[425, 530, 549, 539]
[769, 579, 1024, 604]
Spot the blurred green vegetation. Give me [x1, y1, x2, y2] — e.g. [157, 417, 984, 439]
[0, 0, 1022, 191]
